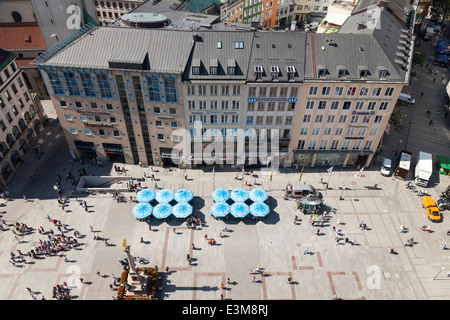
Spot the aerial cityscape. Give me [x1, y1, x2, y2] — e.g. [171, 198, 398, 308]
[0, 0, 449, 305]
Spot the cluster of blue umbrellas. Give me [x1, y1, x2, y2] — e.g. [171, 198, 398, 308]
[211, 188, 269, 219]
[133, 188, 194, 220]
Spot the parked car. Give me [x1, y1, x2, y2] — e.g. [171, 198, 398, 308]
[437, 197, 450, 211]
[381, 158, 392, 176]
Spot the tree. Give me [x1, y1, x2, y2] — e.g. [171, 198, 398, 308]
[413, 52, 427, 67]
[431, 0, 450, 22]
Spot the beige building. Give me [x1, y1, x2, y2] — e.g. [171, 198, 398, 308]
[0, 50, 45, 188]
[289, 8, 413, 168]
[94, 0, 144, 25]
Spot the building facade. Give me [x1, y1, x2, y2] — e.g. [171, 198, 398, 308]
[0, 49, 44, 188]
[35, 6, 413, 169]
[34, 27, 194, 166]
[93, 0, 144, 25]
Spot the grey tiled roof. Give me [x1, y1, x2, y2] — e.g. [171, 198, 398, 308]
[246, 31, 306, 82]
[183, 30, 255, 80]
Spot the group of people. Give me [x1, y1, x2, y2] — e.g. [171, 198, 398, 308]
[52, 283, 72, 300]
[186, 215, 203, 229]
[126, 179, 140, 192]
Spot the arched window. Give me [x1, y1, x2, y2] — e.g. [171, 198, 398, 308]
[12, 11, 22, 23]
[18, 119, 26, 131]
[24, 112, 31, 123]
[0, 142, 8, 156]
[6, 134, 14, 147]
[10, 150, 20, 166]
[13, 126, 20, 138]
[1, 162, 12, 179]
[34, 119, 42, 132]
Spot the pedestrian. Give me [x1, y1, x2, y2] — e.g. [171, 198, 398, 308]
[173, 228, 176, 234]
[148, 223, 152, 231]
[192, 243, 196, 250]
[316, 228, 320, 236]
[220, 283, 224, 289]
[293, 215, 298, 224]
[140, 237, 144, 243]
[23, 195, 27, 202]
[421, 92, 424, 97]
[223, 225, 228, 232]
[433, 78, 436, 82]
[204, 234, 208, 240]
[251, 276, 256, 283]
[303, 248, 309, 255]
[227, 277, 230, 284]
[389, 248, 395, 254]
[63, 255, 68, 262]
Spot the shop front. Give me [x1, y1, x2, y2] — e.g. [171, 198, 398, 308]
[315, 153, 347, 167]
[74, 140, 96, 161]
[103, 143, 124, 163]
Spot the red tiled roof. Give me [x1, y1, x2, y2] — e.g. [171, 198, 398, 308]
[15, 58, 35, 68]
[0, 23, 46, 51]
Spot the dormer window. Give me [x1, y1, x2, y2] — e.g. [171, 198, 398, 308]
[227, 59, 236, 75]
[379, 70, 388, 78]
[210, 58, 218, 75]
[234, 41, 244, 49]
[338, 69, 347, 78]
[270, 66, 279, 80]
[318, 69, 326, 77]
[359, 69, 369, 78]
[287, 65, 295, 80]
[254, 65, 263, 80]
[192, 58, 201, 75]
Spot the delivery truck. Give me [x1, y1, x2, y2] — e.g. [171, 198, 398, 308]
[394, 151, 412, 180]
[414, 151, 433, 187]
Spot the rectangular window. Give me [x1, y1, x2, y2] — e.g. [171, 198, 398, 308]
[98, 129, 105, 136]
[327, 115, 335, 123]
[155, 120, 163, 127]
[374, 115, 383, 123]
[334, 86, 343, 96]
[278, 102, 286, 112]
[359, 87, 369, 96]
[69, 127, 77, 134]
[347, 87, 356, 96]
[210, 85, 218, 96]
[357, 128, 366, 136]
[341, 140, 350, 150]
[343, 101, 351, 110]
[350, 115, 359, 124]
[83, 128, 91, 135]
[247, 102, 255, 111]
[372, 87, 382, 97]
[222, 85, 230, 96]
[367, 101, 376, 110]
[319, 140, 328, 150]
[106, 103, 113, 110]
[346, 127, 355, 136]
[231, 115, 239, 124]
[309, 86, 318, 96]
[198, 85, 207, 96]
[300, 128, 308, 135]
[64, 72, 80, 96]
[363, 140, 373, 150]
[297, 140, 305, 150]
[188, 101, 196, 110]
[147, 76, 161, 101]
[109, 117, 116, 123]
[113, 130, 120, 137]
[308, 140, 316, 150]
[164, 77, 177, 103]
[362, 115, 371, 123]
[232, 101, 240, 110]
[385, 87, 394, 97]
[285, 116, 293, 125]
[47, 71, 64, 95]
[246, 116, 252, 125]
[330, 140, 339, 150]
[311, 127, 320, 136]
[96, 73, 112, 98]
[338, 115, 347, 123]
[369, 128, 378, 136]
[335, 127, 343, 136]
[222, 101, 229, 110]
[355, 102, 364, 110]
[79, 115, 87, 122]
[265, 116, 273, 125]
[315, 115, 323, 123]
[199, 101, 207, 110]
[330, 101, 339, 110]
[306, 101, 315, 110]
[379, 102, 388, 110]
[248, 87, 256, 97]
[170, 121, 178, 128]
[94, 115, 101, 123]
[157, 134, 164, 141]
[187, 85, 195, 96]
[321, 86, 331, 96]
[75, 101, 82, 109]
[303, 115, 311, 123]
[318, 101, 326, 110]
[64, 114, 72, 121]
[233, 85, 241, 96]
[352, 140, 362, 150]
[189, 115, 196, 124]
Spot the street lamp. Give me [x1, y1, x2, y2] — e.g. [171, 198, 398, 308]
[433, 266, 446, 280]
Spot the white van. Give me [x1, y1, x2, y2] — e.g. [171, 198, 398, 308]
[381, 158, 392, 176]
[398, 93, 415, 104]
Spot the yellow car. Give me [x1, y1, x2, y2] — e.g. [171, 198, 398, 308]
[422, 196, 442, 222]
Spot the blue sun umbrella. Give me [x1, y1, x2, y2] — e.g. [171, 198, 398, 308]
[136, 188, 156, 203]
[231, 188, 249, 203]
[175, 189, 194, 203]
[211, 202, 231, 218]
[212, 188, 230, 202]
[249, 188, 268, 203]
[231, 202, 249, 218]
[250, 202, 270, 218]
[155, 189, 174, 203]
[152, 203, 172, 219]
[132, 203, 153, 220]
[172, 203, 193, 219]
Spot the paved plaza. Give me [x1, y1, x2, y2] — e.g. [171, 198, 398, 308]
[0, 31, 449, 302]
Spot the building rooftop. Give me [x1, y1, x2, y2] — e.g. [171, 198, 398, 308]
[40, 27, 194, 74]
[0, 22, 46, 51]
[183, 30, 254, 80]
